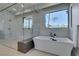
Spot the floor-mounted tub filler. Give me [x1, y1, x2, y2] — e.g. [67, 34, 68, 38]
[33, 36, 74, 56]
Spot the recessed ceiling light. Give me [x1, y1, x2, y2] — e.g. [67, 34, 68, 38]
[21, 4, 24, 7]
[12, 8, 16, 11]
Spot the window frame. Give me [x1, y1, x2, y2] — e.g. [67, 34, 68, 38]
[23, 17, 33, 29]
[44, 9, 69, 29]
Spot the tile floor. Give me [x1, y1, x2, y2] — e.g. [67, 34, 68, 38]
[0, 38, 77, 56]
[0, 39, 54, 56]
[0, 44, 53, 56]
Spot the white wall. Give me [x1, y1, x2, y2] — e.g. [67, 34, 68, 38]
[0, 3, 79, 48]
[71, 3, 79, 47]
[0, 3, 70, 41]
[16, 12, 41, 38]
[38, 10, 69, 37]
[16, 4, 69, 38]
[0, 11, 18, 40]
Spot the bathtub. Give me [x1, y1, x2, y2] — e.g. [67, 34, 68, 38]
[33, 36, 74, 56]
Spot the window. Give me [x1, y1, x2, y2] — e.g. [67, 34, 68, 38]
[24, 17, 32, 29]
[45, 10, 68, 28]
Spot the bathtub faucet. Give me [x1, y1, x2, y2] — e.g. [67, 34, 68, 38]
[49, 32, 56, 38]
[49, 33, 57, 41]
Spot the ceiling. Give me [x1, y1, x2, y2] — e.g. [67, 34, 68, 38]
[0, 3, 13, 11]
[0, 3, 58, 15]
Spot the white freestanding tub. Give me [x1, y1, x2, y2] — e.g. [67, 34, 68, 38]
[33, 36, 74, 56]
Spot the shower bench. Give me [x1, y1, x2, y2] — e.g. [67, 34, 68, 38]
[17, 38, 34, 53]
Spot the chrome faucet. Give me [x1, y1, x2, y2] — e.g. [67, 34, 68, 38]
[49, 32, 53, 37]
[49, 33, 57, 41]
[49, 32, 56, 38]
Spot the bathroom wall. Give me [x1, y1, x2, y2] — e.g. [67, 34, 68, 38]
[0, 3, 70, 41]
[0, 11, 34, 40]
[71, 3, 79, 47]
[64, 3, 79, 47]
[0, 11, 18, 40]
[76, 4, 79, 48]
[16, 4, 69, 38]
[16, 12, 40, 38]
[38, 10, 69, 37]
[0, 14, 5, 39]
[0, 3, 78, 48]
